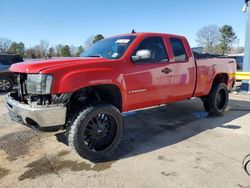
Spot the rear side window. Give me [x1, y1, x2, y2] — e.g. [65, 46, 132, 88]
[170, 38, 187, 61]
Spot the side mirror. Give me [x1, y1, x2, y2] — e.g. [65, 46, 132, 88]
[131, 49, 152, 62]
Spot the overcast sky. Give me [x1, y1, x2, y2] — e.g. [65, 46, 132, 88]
[0, 0, 247, 48]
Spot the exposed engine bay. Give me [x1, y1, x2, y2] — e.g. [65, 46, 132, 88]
[11, 73, 71, 106]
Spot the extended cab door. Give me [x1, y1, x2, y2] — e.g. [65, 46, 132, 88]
[124, 36, 174, 111]
[168, 37, 196, 101]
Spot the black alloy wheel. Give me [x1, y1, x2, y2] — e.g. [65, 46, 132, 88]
[68, 104, 123, 161]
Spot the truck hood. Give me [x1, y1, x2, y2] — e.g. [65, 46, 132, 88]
[10, 57, 110, 73]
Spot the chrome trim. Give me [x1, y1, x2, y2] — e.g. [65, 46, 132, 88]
[5, 94, 66, 128]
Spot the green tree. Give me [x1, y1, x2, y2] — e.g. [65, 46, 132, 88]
[8, 42, 25, 57]
[219, 25, 237, 54]
[17, 42, 25, 57]
[92, 34, 104, 44]
[8, 42, 18, 54]
[56, 44, 63, 56]
[48, 47, 55, 58]
[213, 44, 224, 55]
[76, 45, 84, 56]
[60, 45, 71, 57]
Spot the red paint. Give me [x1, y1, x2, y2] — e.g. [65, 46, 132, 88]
[10, 33, 236, 112]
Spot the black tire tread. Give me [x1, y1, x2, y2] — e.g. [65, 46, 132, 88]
[68, 104, 123, 161]
[202, 83, 228, 116]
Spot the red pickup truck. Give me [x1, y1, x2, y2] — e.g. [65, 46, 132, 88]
[6, 32, 236, 161]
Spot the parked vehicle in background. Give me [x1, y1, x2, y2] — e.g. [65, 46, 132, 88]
[228, 54, 244, 70]
[0, 54, 23, 92]
[5, 32, 236, 161]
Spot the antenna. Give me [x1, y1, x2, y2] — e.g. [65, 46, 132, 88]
[131, 29, 136, 34]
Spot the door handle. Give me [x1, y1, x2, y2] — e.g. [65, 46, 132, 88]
[161, 68, 172, 74]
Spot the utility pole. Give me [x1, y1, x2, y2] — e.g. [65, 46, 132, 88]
[237, 38, 240, 54]
[242, 0, 250, 92]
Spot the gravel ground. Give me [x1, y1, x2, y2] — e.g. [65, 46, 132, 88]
[0, 93, 250, 188]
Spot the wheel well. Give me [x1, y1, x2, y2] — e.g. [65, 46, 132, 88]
[93, 85, 122, 111]
[201, 73, 229, 101]
[212, 73, 228, 86]
[68, 84, 122, 113]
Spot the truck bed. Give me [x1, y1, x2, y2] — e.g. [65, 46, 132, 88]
[193, 52, 226, 59]
[194, 57, 236, 97]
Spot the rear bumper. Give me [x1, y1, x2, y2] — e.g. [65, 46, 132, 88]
[5, 94, 67, 128]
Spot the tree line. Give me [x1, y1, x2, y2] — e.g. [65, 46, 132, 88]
[0, 34, 104, 59]
[0, 26, 244, 59]
[196, 25, 244, 54]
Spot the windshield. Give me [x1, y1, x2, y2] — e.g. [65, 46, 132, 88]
[81, 36, 136, 59]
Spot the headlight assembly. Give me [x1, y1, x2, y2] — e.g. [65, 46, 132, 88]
[26, 74, 53, 94]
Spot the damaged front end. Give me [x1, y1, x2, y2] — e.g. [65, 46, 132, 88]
[6, 73, 71, 130]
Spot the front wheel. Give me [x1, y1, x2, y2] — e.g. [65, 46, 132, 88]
[202, 83, 229, 116]
[68, 104, 123, 161]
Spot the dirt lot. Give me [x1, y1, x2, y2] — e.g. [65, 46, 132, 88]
[0, 93, 250, 188]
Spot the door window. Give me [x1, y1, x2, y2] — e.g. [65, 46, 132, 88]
[132, 37, 168, 63]
[170, 38, 187, 62]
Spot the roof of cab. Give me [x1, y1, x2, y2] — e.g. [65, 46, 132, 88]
[108, 32, 185, 38]
[110, 32, 186, 39]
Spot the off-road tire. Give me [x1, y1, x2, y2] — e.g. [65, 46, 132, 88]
[68, 104, 123, 161]
[202, 83, 229, 116]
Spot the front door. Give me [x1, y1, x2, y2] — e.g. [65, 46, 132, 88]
[124, 36, 174, 111]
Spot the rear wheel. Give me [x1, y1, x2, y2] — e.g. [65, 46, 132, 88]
[0, 76, 14, 92]
[68, 104, 123, 161]
[202, 83, 229, 116]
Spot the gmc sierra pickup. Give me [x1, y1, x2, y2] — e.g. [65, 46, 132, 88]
[5, 32, 236, 161]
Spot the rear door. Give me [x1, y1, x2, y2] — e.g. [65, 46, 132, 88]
[168, 37, 196, 100]
[124, 36, 174, 110]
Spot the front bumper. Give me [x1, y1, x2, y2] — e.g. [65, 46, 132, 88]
[5, 94, 67, 128]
